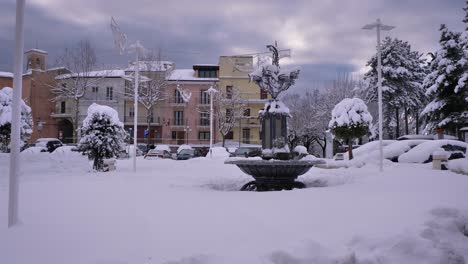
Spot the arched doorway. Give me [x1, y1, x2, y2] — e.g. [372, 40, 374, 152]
[57, 119, 74, 144]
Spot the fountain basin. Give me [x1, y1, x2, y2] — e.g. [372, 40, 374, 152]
[225, 159, 325, 191]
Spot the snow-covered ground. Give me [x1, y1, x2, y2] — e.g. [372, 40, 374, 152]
[1, 152, 468, 264]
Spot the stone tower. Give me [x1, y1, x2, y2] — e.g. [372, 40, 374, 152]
[25, 49, 48, 71]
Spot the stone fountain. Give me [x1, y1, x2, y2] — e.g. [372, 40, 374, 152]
[225, 43, 325, 191]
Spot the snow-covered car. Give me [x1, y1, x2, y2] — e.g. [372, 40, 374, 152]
[144, 149, 172, 159]
[34, 138, 63, 152]
[398, 140, 467, 163]
[397, 134, 458, 140]
[176, 149, 195, 160]
[229, 147, 261, 158]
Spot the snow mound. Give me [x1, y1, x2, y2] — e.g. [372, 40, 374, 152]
[398, 140, 467, 163]
[344, 140, 396, 159]
[448, 158, 468, 175]
[207, 147, 230, 159]
[294, 145, 308, 154]
[51, 146, 77, 155]
[21, 146, 46, 154]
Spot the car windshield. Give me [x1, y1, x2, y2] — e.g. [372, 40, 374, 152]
[180, 149, 194, 154]
[236, 148, 250, 154]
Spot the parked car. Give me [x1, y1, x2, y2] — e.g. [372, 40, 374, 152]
[137, 143, 149, 155]
[176, 148, 195, 160]
[34, 138, 63, 152]
[145, 149, 172, 159]
[397, 134, 458, 141]
[229, 147, 262, 158]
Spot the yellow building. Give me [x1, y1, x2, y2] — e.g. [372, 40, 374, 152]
[218, 56, 270, 146]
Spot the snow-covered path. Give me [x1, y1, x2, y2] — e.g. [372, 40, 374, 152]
[0, 153, 467, 264]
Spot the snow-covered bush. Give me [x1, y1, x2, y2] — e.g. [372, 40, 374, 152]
[329, 98, 372, 160]
[77, 103, 128, 171]
[0, 86, 33, 152]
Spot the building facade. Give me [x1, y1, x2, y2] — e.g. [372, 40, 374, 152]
[218, 56, 270, 146]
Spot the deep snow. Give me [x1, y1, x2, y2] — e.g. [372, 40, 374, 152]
[0, 152, 468, 264]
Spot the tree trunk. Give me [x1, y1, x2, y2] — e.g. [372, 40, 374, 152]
[74, 99, 80, 143]
[404, 107, 409, 135]
[147, 107, 152, 146]
[348, 139, 354, 160]
[395, 107, 400, 138]
[222, 134, 226, 147]
[415, 111, 420, 134]
[322, 137, 326, 158]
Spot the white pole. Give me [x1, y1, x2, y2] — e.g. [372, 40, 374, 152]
[8, 0, 26, 228]
[133, 41, 140, 173]
[209, 88, 214, 158]
[376, 19, 383, 173]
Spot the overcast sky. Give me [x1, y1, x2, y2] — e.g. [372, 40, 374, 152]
[0, 0, 466, 91]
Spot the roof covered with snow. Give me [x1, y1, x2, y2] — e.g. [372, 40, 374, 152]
[25, 49, 48, 54]
[0, 71, 13, 78]
[55, 70, 125, 80]
[125, 61, 174, 72]
[169, 69, 218, 82]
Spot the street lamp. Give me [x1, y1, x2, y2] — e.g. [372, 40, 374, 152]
[184, 126, 192, 145]
[111, 17, 146, 173]
[205, 85, 218, 158]
[362, 18, 394, 172]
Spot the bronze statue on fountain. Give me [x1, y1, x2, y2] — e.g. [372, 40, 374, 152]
[225, 43, 325, 191]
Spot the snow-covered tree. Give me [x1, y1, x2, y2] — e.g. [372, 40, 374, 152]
[328, 98, 373, 160]
[421, 24, 468, 136]
[77, 103, 128, 171]
[0, 87, 33, 151]
[212, 86, 246, 147]
[124, 50, 172, 142]
[363, 37, 426, 138]
[284, 73, 358, 157]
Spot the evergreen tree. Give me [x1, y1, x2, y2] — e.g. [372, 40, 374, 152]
[363, 37, 426, 138]
[78, 103, 128, 171]
[421, 24, 468, 136]
[0, 87, 33, 151]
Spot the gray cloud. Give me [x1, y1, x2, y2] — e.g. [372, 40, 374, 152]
[0, 0, 466, 92]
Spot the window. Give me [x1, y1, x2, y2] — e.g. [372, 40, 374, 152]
[226, 85, 233, 99]
[172, 131, 177, 140]
[199, 131, 210, 141]
[36, 58, 41, 67]
[174, 111, 184, 126]
[106, 87, 113, 100]
[200, 89, 210, 104]
[60, 101, 66, 114]
[129, 107, 134, 117]
[92, 86, 99, 93]
[200, 112, 209, 126]
[260, 88, 268, 99]
[174, 90, 184, 104]
[244, 108, 251, 117]
[242, 129, 251, 144]
[225, 131, 234, 140]
[198, 70, 217, 78]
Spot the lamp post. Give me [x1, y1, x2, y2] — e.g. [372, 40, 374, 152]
[8, 0, 25, 228]
[111, 17, 145, 173]
[184, 125, 192, 145]
[205, 85, 218, 158]
[362, 18, 394, 172]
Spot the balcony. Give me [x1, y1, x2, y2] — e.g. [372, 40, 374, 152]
[124, 116, 161, 125]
